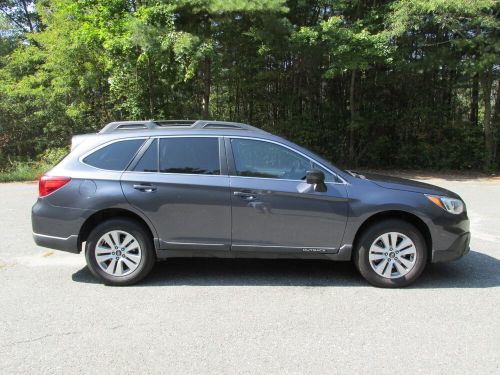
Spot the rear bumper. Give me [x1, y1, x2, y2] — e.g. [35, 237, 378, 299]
[32, 233, 80, 254]
[431, 232, 470, 263]
[32, 198, 89, 254]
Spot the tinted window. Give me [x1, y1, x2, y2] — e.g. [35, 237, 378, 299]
[83, 139, 145, 171]
[133, 139, 158, 172]
[159, 137, 220, 175]
[231, 139, 334, 181]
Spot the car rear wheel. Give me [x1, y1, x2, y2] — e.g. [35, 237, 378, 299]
[354, 219, 427, 288]
[85, 218, 155, 286]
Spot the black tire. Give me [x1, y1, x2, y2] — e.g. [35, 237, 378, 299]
[353, 219, 427, 288]
[85, 218, 156, 286]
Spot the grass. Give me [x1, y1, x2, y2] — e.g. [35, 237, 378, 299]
[0, 148, 69, 182]
[0, 161, 51, 182]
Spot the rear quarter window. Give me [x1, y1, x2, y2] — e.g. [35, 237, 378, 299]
[82, 139, 145, 171]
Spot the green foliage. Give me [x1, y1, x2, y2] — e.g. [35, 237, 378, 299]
[0, 0, 499, 176]
[38, 147, 69, 166]
[0, 160, 43, 182]
[0, 147, 68, 181]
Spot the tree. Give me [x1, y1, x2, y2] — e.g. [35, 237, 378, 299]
[389, 0, 500, 170]
[0, 0, 499, 171]
[0, 0, 39, 34]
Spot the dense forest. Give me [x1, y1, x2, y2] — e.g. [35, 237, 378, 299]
[0, 0, 499, 174]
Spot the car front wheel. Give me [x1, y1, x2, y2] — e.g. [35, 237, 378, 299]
[354, 219, 427, 288]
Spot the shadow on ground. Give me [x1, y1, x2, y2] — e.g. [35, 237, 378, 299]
[72, 250, 500, 289]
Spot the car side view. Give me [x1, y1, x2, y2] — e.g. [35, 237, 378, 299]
[32, 120, 470, 287]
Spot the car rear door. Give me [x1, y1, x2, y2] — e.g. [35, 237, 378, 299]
[121, 136, 231, 251]
[227, 137, 348, 254]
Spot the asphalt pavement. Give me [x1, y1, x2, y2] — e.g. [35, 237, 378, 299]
[0, 176, 499, 374]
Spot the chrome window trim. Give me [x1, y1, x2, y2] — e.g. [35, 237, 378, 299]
[228, 136, 347, 184]
[122, 170, 227, 178]
[78, 134, 347, 184]
[79, 136, 149, 172]
[228, 175, 341, 184]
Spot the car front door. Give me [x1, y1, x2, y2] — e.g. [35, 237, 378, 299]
[227, 137, 348, 254]
[121, 136, 231, 251]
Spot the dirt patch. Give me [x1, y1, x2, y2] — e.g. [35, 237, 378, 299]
[0, 260, 16, 270]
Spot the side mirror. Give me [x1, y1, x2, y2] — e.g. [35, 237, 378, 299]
[306, 170, 327, 192]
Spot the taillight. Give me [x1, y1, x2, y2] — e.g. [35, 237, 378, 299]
[38, 175, 71, 197]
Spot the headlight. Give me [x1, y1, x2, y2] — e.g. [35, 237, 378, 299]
[426, 195, 464, 215]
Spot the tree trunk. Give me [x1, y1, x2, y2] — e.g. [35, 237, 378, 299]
[147, 55, 154, 118]
[20, 0, 34, 32]
[480, 67, 494, 170]
[348, 70, 357, 164]
[201, 56, 211, 118]
[201, 13, 211, 119]
[492, 80, 500, 167]
[470, 73, 479, 126]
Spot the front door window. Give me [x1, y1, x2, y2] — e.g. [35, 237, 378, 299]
[230, 138, 333, 181]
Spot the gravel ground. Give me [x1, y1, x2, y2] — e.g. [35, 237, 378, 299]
[0, 177, 499, 374]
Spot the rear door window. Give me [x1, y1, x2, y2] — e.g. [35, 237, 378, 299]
[83, 139, 145, 171]
[159, 137, 220, 175]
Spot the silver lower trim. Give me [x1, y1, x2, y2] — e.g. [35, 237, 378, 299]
[232, 244, 338, 254]
[33, 232, 76, 241]
[233, 244, 337, 250]
[166, 241, 226, 246]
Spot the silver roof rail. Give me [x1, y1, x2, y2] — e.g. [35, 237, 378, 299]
[99, 119, 266, 134]
[99, 121, 157, 133]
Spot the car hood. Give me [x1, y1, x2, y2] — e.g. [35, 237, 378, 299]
[357, 172, 460, 198]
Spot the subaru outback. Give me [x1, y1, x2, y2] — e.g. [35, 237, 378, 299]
[32, 120, 470, 287]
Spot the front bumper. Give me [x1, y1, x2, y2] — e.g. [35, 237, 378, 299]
[431, 231, 470, 263]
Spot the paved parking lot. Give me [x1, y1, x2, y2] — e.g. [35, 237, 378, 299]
[0, 177, 499, 374]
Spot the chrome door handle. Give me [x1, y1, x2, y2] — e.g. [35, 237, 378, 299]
[133, 184, 157, 192]
[233, 191, 257, 200]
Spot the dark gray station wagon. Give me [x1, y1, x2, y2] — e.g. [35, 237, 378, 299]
[32, 120, 470, 287]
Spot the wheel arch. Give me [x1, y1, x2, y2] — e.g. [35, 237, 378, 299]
[352, 210, 432, 261]
[78, 208, 158, 251]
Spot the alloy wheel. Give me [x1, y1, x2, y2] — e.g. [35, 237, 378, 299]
[95, 230, 142, 277]
[368, 232, 417, 279]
